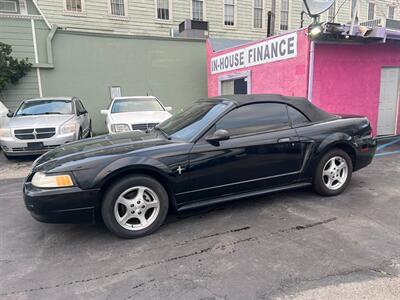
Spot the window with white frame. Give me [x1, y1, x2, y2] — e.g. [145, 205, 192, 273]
[388, 6, 395, 19]
[0, 0, 19, 13]
[328, 1, 335, 21]
[368, 2, 375, 20]
[280, 0, 289, 30]
[224, 0, 235, 26]
[65, 0, 83, 13]
[192, 0, 204, 21]
[156, 0, 170, 20]
[110, 0, 126, 16]
[253, 0, 263, 28]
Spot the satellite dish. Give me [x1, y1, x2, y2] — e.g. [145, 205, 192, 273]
[303, 0, 335, 17]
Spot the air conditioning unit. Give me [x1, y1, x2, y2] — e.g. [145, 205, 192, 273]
[360, 18, 400, 30]
[178, 19, 209, 39]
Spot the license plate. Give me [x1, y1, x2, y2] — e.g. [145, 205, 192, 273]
[27, 142, 44, 151]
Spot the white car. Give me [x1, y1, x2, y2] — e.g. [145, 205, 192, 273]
[101, 96, 172, 134]
[0, 97, 92, 157]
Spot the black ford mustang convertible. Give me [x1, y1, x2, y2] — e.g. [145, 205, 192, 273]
[24, 94, 376, 238]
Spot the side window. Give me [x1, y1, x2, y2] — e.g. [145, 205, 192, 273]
[78, 100, 86, 112]
[75, 100, 86, 115]
[216, 103, 289, 136]
[287, 106, 309, 126]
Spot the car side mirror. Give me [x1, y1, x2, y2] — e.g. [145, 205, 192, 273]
[205, 129, 230, 144]
[165, 106, 172, 111]
[6, 111, 13, 118]
[100, 109, 109, 115]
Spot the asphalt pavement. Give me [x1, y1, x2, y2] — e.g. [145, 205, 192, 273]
[0, 139, 399, 299]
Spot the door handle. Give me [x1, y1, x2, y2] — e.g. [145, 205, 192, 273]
[277, 137, 292, 143]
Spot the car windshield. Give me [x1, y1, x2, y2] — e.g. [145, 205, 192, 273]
[111, 98, 164, 113]
[15, 100, 73, 116]
[157, 101, 228, 141]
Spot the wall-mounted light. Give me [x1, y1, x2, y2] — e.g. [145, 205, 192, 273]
[307, 23, 324, 40]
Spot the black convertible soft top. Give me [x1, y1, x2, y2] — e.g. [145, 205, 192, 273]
[207, 94, 335, 123]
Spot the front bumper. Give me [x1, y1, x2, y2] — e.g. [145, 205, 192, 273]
[23, 182, 100, 224]
[0, 132, 76, 156]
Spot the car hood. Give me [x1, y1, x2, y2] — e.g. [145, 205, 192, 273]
[9, 115, 74, 129]
[109, 111, 171, 125]
[33, 130, 180, 172]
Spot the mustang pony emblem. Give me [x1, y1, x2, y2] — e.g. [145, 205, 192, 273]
[176, 166, 184, 175]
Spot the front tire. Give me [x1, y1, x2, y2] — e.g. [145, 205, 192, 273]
[101, 175, 169, 238]
[313, 149, 353, 196]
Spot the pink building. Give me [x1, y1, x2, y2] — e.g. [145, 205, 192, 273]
[207, 28, 400, 136]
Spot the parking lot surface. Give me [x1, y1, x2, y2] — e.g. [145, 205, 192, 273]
[1, 141, 400, 299]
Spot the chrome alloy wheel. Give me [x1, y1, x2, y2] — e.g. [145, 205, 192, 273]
[322, 156, 348, 190]
[114, 186, 160, 231]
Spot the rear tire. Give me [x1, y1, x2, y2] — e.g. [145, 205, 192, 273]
[313, 149, 353, 196]
[101, 175, 169, 238]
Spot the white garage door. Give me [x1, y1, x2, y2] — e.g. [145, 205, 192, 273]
[377, 68, 400, 136]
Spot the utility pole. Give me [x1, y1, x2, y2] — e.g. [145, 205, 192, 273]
[349, 0, 360, 37]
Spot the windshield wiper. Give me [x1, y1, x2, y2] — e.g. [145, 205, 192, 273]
[153, 126, 170, 140]
[15, 113, 34, 116]
[16, 112, 64, 116]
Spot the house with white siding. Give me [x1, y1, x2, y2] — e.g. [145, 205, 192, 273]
[19, 0, 400, 39]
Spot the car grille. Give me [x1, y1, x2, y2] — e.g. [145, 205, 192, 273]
[14, 128, 56, 140]
[131, 123, 158, 131]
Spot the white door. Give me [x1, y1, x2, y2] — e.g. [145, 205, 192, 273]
[221, 80, 234, 95]
[377, 68, 400, 136]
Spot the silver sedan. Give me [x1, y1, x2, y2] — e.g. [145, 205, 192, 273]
[0, 97, 91, 158]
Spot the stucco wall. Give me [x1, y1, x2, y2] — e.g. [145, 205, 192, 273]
[40, 31, 207, 134]
[312, 42, 400, 135]
[207, 29, 310, 98]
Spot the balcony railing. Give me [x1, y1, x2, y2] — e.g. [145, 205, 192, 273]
[359, 18, 400, 30]
[359, 19, 382, 27]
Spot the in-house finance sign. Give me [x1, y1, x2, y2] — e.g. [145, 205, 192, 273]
[211, 32, 297, 74]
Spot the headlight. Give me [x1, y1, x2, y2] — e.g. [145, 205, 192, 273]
[111, 124, 130, 133]
[60, 123, 77, 134]
[0, 128, 11, 138]
[32, 172, 74, 188]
